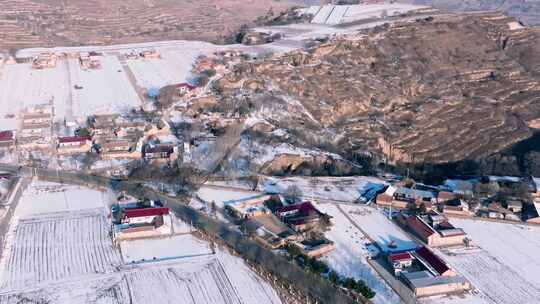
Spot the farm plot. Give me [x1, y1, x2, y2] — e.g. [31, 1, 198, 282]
[68, 56, 141, 118]
[0, 62, 70, 128]
[314, 202, 400, 304]
[1, 209, 122, 289]
[0, 253, 282, 304]
[438, 218, 540, 304]
[339, 205, 416, 253]
[14, 180, 112, 217]
[260, 175, 386, 203]
[127, 43, 216, 89]
[120, 233, 212, 264]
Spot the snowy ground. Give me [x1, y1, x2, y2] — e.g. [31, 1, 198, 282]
[120, 233, 212, 264]
[0, 180, 283, 304]
[14, 180, 112, 217]
[127, 43, 216, 89]
[196, 185, 262, 209]
[437, 218, 540, 304]
[0, 62, 69, 129]
[69, 56, 141, 118]
[259, 175, 386, 203]
[339, 205, 416, 252]
[307, 4, 431, 25]
[0, 209, 122, 289]
[314, 202, 400, 304]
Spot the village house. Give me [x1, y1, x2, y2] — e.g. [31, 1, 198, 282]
[404, 247, 470, 297]
[143, 144, 176, 161]
[403, 211, 467, 247]
[275, 201, 327, 232]
[388, 252, 414, 276]
[113, 207, 172, 241]
[100, 139, 141, 159]
[290, 238, 336, 258]
[440, 199, 473, 217]
[0, 131, 15, 148]
[140, 49, 161, 59]
[57, 136, 92, 154]
[32, 52, 57, 69]
[376, 186, 436, 210]
[79, 52, 102, 70]
[242, 214, 297, 249]
[177, 82, 196, 95]
[225, 194, 273, 219]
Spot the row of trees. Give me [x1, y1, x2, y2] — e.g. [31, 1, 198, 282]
[285, 245, 376, 300]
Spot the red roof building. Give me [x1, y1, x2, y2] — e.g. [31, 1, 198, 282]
[415, 246, 453, 276]
[389, 252, 413, 263]
[58, 136, 92, 144]
[275, 202, 325, 231]
[0, 131, 14, 141]
[124, 207, 170, 219]
[0, 131, 15, 147]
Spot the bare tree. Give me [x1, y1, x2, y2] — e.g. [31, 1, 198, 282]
[284, 185, 303, 204]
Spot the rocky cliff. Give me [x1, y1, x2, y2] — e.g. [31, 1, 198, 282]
[214, 12, 540, 173]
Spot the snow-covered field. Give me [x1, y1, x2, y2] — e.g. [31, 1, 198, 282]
[14, 180, 111, 217]
[120, 234, 212, 264]
[0, 62, 69, 129]
[69, 56, 141, 118]
[0, 180, 282, 304]
[1, 208, 122, 289]
[127, 43, 216, 89]
[438, 219, 540, 304]
[259, 175, 386, 203]
[196, 185, 262, 208]
[314, 202, 400, 304]
[340, 205, 416, 252]
[307, 4, 431, 25]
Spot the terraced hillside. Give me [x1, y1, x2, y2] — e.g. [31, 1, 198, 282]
[0, 0, 301, 51]
[214, 12, 540, 171]
[399, 0, 540, 25]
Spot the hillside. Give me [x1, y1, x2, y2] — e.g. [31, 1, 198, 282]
[211, 11, 540, 175]
[0, 0, 303, 51]
[399, 0, 540, 25]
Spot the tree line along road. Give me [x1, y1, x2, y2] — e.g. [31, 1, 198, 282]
[0, 164, 368, 304]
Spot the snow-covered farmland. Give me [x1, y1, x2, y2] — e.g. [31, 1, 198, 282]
[196, 185, 262, 208]
[314, 202, 400, 304]
[260, 175, 386, 203]
[307, 4, 431, 25]
[1, 209, 122, 289]
[0, 251, 282, 304]
[0, 180, 283, 304]
[127, 43, 216, 89]
[437, 219, 540, 304]
[14, 180, 112, 217]
[120, 234, 212, 264]
[0, 62, 70, 128]
[340, 205, 416, 252]
[68, 56, 141, 118]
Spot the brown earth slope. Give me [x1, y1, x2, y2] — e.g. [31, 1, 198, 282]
[214, 12, 540, 168]
[398, 0, 540, 25]
[0, 0, 303, 51]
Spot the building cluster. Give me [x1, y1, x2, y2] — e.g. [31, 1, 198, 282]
[31, 52, 57, 69]
[19, 103, 54, 150]
[79, 52, 102, 70]
[374, 175, 540, 225]
[111, 193, 172, 242]
[225, 195, 335, 257]
[125, 49, 161, 60]
[399, 211, 467, 247]
[387, 247, 470, 297]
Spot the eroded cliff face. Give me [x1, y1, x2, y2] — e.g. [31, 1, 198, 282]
[217, 12, 540, 168]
